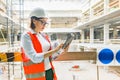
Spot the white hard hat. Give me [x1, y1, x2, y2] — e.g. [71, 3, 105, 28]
[29, 8, 47, 18]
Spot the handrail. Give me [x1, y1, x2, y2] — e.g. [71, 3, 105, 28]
[0, 52, 22, 62]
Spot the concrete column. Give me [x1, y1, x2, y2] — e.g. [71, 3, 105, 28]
[113, 27, 118, 39]
[81, 30, 84, 43]
[104, 24, 110, 44]
[104, 0, 109, 14]
[90, 27, 94, 43]
[14, 31, 17, 42]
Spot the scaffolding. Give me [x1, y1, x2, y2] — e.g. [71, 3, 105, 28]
[0, 0, 24, 80]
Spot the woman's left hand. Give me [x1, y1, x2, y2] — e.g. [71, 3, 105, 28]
[63, 45, 69, 53]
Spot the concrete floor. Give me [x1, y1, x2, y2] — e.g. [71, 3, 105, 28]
[0, 61, 120, 80]
[53, 61, 120, 80]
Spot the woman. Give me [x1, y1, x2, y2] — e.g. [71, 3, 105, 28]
[21, 8, 65, 80]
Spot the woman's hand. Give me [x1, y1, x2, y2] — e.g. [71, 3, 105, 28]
[54, 43, 63, 52]
[44, 43, 63, 58]
[63, 45, 69, 53]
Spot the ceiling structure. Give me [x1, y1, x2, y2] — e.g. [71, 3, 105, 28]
[12, 0, 87, 30]
[2, 0, 120, 31]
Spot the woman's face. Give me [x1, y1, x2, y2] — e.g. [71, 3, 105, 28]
[33, 18, 48, 31]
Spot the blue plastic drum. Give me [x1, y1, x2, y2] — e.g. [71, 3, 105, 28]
[98, 48, 114, 64]
[116, 50, 120, 63]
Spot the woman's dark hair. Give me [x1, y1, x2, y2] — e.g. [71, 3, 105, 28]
[30, 16, 37, 30]
[30, 16, 44, 30]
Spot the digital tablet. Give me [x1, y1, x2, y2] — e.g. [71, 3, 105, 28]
[62, 33, 75, 49]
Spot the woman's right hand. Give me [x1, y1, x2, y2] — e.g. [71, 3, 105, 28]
[54, 43, 63, 52]
[44, 43, 63, 58]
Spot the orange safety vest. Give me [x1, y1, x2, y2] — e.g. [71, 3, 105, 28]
[21, 32, 57, 80]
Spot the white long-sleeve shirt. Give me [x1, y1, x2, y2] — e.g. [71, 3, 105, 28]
[21, 30, 51, 70]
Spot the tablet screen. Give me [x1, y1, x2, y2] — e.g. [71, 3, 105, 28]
[62, 33, 75, 49]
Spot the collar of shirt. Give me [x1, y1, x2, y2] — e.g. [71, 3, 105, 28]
[30, 29, 37, 34]
[30, 29, 44, 35]
[29, 29, 46, 39]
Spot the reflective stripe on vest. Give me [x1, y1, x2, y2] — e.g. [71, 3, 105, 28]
[22, 32, 57, 80]
[25, 72, 45, 79]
